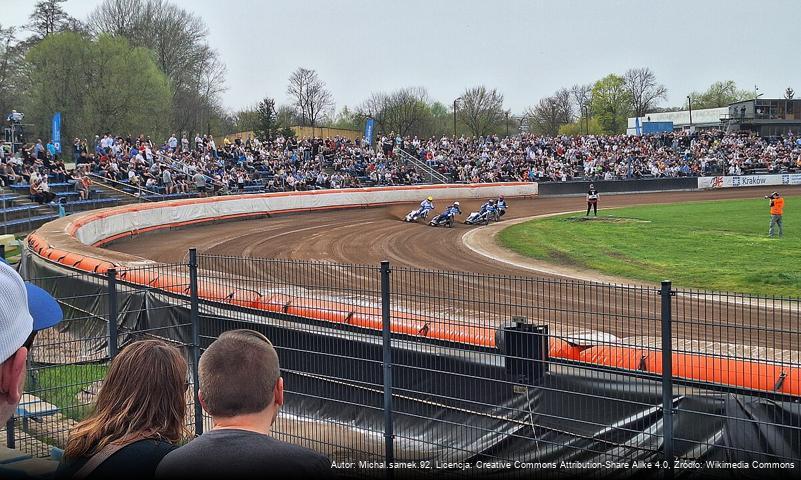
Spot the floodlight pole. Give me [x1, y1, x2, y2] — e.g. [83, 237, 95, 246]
[687, 96, 693, 129]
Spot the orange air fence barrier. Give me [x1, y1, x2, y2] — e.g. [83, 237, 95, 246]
[26, 234, 798, 397]
[579, 346, 801, 396]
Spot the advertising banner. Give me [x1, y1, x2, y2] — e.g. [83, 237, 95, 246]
[698, 174, 788, 189]
[51, 112, 62, 153]
[364, 118, 375, 145]
[782, 173, 801, 186]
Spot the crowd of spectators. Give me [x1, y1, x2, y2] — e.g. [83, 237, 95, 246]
[402, 130, 801, 183]
[3, 130, 801, 202]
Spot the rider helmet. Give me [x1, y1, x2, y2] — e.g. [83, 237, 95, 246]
[427, 196, 433, 201]
[499, 195, 504, 200]
[453, 202, 460, 206]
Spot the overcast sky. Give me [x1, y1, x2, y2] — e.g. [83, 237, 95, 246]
[3, 0, 796, 114]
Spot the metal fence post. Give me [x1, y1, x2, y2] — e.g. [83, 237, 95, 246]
[0, 244, 5, 261]
[107, 268, 119, 359]
[660, 280, 674, 476]
[188, 248, 203, 436]
[380, 260, 394, 469]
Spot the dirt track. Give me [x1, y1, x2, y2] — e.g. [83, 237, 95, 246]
[108, 186, 801, 353]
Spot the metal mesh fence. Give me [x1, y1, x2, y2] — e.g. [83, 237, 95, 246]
[4, 250, 800, 477]
[3, 261, 193, 458]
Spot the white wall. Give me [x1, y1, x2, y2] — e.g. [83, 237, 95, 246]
[627, 107, 728, 130]
[70, 183, 539, 246]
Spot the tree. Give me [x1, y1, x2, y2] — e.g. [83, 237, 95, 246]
[457, 86, 505, 137]
[591, 74, 631, 134]
[687, 81, 755, 109]
[28, 0, 73, 38]
[255, 97, 279, 141]
[286, 67, 333, 129]
[330, 106, 359, 130]
[570, 83, 593, 119]
[24, 32, 171, 156]
[230, 106, 260, 134]
[0, 25, 23, 118]
[427, 101, 451, 137]
[559, 116, 604, 136]
[525, 89, 573, 136]
[275, 104, 298, 128]
[623, 67, 667, 118]
[88, 0, 227, 134]
[357, 87, 433, 137]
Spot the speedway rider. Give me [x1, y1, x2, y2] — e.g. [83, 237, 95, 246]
[496, 195, 507, 217]
[478, 199, 495, 215]
[444, 201, 462, 219]
[417, 196, 434, 217]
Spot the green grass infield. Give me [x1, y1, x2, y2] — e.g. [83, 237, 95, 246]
[498, 196, 799, 297]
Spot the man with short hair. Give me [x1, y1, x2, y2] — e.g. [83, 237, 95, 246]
[0, 261, 63, 426]
[155, 330, 331, 479]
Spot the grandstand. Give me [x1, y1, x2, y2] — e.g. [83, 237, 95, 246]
[3, 129, 801, 235]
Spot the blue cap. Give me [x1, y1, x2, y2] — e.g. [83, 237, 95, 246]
[27, 282, 63, 331]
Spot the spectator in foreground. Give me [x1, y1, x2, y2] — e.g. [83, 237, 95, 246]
[56, 340, 189, 480]
[155, 329, 331, 479]
[0, 262, 63, 480]
[0, 261, 63, 426]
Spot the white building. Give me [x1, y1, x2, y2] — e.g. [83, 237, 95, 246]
[626, 107, 728, 135]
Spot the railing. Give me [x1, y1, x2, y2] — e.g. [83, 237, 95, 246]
[87, 173, 155, 202]
[6, 249, 800, 476]
[156, 153, 225, 190]
[396, 148, 449, 184]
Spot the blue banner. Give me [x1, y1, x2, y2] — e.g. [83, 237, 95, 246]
[51, 112, 62, 153]
[364, 118, 375, 145]
[642, 121, 673, 134]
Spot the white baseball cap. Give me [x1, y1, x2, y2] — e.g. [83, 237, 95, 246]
[0, 261, 63, 363]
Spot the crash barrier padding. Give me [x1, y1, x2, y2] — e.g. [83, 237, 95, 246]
[580, 346, 800, 397]
[26, 184, 801, 397]
[538, 177, 699, 196]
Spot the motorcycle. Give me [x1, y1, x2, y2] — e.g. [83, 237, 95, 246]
[404, 207, 431, 223]
[464, 208, 499, 225]
[429, 212, 455, 228]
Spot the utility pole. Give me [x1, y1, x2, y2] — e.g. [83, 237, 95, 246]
[453, 97, 462, 137]
[687, 96, 693, 130]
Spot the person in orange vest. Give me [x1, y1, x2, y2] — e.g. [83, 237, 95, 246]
[766, 191, 784, 238]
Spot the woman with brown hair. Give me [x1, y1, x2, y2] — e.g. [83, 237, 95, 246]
[55, 339, 189, 479]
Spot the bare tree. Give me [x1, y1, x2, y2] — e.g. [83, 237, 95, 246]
[0, 25, 21, 117]
[305, 75, 334, 129]
[554, 87, 574, 123]
[287, 67, 313, 126]
[87, 0, 142, 38]
[458, 86, 505, 137]
[570, 84, 592, 115]
[287, 67, 333, 129]
[623, 67, 667, 118]
[570, 83, 593, 117]
[525, 91, 573, 136]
